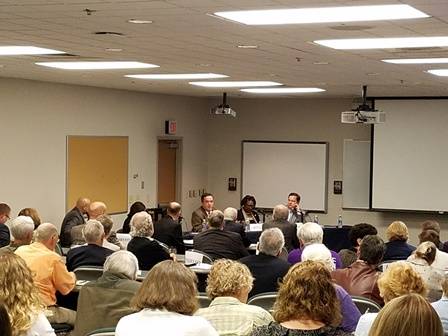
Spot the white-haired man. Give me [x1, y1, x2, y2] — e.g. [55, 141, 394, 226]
[262, 204, 299, 252]
[287, 221, 342, 269]
[240, 228, 290, 296]
[223, 207, 250, 247]
[0, 215, 34, 252]
[73, 251, 141, 336]
[66, 219, 113, 271]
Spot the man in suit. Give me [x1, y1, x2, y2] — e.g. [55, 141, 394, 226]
[153, 202, 185, 254]
[191, 193, 215, 232]
[240, 228, 290, 296]
[60, 197, 90, 247]
[223, 207, 250, 247]
[0, 203, 11, 247]
[70, 201, 107, 246]
[263, 204, 299, 252]
[287, 192, 305, 224]
[193, 210, 249, 260]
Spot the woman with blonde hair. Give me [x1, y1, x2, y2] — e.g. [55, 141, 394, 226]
[383, 221, 415, 260]
[252, 261, 350, 336]
[368, 293, 443, 336]
[0, 252, 55, 336]
[355, 261, 427, 336]
[115, 260, 217, 336]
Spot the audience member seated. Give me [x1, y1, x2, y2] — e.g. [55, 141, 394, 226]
[407, 241, 444, 302]
[418, 229, 448, 272]
[18, 207, 41, 228]
[302, 244, 361, 333]
[121, 201, 146, 234]
[195, 259, 273, 335]
[237, 195, 260, 224]
[0, 203, 11, 248]
[252, 261, 351, 336]
[338, 223, 377, 268]
[383, 221, 415, 261]
[153, 202, 185, 254]
[97, 214, 121, 251]
[263, 204, 299, 252]
[193, 210, 249, 260]
[240, 228, 290, 296]
[15, 223, 76, 325]
[332, 235, 385, 306]
[354, 261, 427, 336]
[368, 294, 443, 336]
[70, 201, 108, 246]
[421, 220, 445, 250]
[0, 301, 12, 336]
[127, 211, 172, 271]
[223, 207, 250, 247]
[432, 275, 448, 333]
[60, 197, 90, 247]
[66, 220, 113, 271]
[73, 251, 141, 336]
[191, 193, 215, 233]
[0, 252, 55, 336]
[115, 260, 218, 336]
[0, 216, 34, 252]
[288, 222, 342, 268]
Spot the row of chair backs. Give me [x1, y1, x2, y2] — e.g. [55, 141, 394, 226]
[86, 328, 115, 336]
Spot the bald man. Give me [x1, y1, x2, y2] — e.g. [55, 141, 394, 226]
[70, 201, 107, 246]
[153, 202, 185, 254]
[60, 197, 90, 247]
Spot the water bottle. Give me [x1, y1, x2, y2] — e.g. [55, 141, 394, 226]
[337, 215, 343, 228]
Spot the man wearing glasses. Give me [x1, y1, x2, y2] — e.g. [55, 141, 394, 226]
[0, 203, 11, 247]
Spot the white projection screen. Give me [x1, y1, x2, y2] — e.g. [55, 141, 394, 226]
[373, 99, 448, 212]
[242, 141, 328, 211]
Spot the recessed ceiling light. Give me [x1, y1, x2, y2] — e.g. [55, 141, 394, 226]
[105, 48, 123, 52]
[313, 61, 329, 65]
[314, 36, 448, 50]
[241, 87, 325, 93]
[427, 69, 448, 76]
[189, 81, 282, 88]
[125, 73, 228, 80]
[214, 5, 428, 25]
[35, 61, 159, 70]
[0, 46, 65, 55]
[383, 58, 448, 64]
[127, 19, 153, 24]
[237, 45, 258, 49]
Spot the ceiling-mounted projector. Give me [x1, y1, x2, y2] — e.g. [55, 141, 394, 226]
[341, 85, 385, 124]
[211, 92, 236, 117]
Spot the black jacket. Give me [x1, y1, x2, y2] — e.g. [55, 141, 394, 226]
[262, 219, 299, 252]
[193, 229, 249, 260]
[153, 215, 185, 254]
[223, 220, 250, 247]
[66, 243, 113, 271]
[60, 207, 85, 247]
[127, 237, 171, 271]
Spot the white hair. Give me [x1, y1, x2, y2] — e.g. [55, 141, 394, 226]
[298, 222, 323, 246]
[302, 243, 335, 271]
[104, 251, 139, 280]
[273, 204, 288, 221]
[223, 207, 237, 221]
[35, 222, 58, 242]
[82, 220, 104, 243]
[130, 211, 153, 237]
[259, 228, 285, 256]
[10, 216, 34, 240]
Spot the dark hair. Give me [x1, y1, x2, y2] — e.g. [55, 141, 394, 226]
[348, 223, 378, 247]
[200, 193, 213, 202]
[0, 301, 12, 336]
[0, 203, 11, 216]
[128, 202, 146, 218]
[419, 229, 441, 247]
[240, 195, 256, 207]
[421, 220, 440, 234]
[359, 235, 385, 265]
[288, 192, 301, 202]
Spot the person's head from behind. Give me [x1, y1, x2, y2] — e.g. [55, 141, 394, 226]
[359, 235, 385, 266]
[377, 261, 427, 303]
[419, 229, 441, 247]
[167, 202, 182, 220]
[258, 228, 285, 257]
[421, 220, 440, 234]
[302, 243, 335, 272]
[201, 193, 214, 211]
[0, 203, 11, 225]
[17, 208, 41, 228]
[368, 294, 443, 336]
[208, 210, 224, 229]
[82, 220, 105, 245]
[104, 251, 139, 281]
[441, 276, 448, 298]
[274, 260, 341, 327]
[131, 260, 198, 315]
[273, 204, 288, 221]
[10, 216, 34, 245]
[386, 221, 409, 242]
[223, 207, 237, 221]
[298, 222, 323, 247]
[76, 197, 91, 214]
[287, 192, 300, 210]
[348, 223, 377, 250]
[0, 252, 43, 336]
[240, 195, 256, 214]
[88, 201, 107, 220]
[130, 211, 153, 238]
[206, 259, 254, 303]
[414, 241, 437, 266]
[96, 214, 113, 238]
[128, 201, 146, 217]
[34, 223, 59, 251]
[0, 301, 12, 336]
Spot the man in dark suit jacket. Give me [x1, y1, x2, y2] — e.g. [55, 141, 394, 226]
[193, 210, 249, 260]
[60, 197, 90, 247]
[190, 193, 215, 232]
[66, 220, 113, 271]
[263, 204, 299, 252]
[0, 203, 11, 248]
[240, 227, 290, 296]
[153, 202, 185, 254]
[223, 207, 250, 247]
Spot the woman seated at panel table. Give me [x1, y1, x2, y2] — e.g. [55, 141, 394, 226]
[237, 195, 260, 224]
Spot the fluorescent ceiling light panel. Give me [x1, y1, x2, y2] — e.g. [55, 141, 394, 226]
[214, 5, 428, 25]
[314, 36, 448, 49]
[126, 73, 228, 80]
[35, 61, 159, 70]
[383, 58, 448, 64]
[189, 81, 282, 88]
[427, 69, 448, 76]
[0, 46, 65, 55]
[242, 87, 325, 93]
